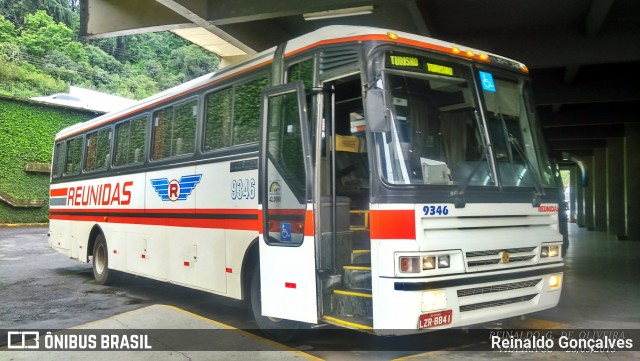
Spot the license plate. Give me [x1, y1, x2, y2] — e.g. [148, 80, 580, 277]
[418, 310, 452, 329]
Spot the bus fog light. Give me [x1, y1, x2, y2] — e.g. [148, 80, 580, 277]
[422, 290, 447, 312]
[422, 256, 436, 270]
[548, 245, 559, 258]
[549, 274, 561, 289]
[438, 255, 450, 268]
[400, 256, 420, 273]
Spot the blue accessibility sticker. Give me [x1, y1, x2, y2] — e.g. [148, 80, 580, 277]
[280, 222, 292, 241]
[479, 71, 496, 92]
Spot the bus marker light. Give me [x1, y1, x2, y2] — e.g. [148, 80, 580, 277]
[113, 250, 117, 254]
[521, 65, 529, 74]
[226, 268, 232, 273]
[466, 50, 475, 57]
[387, 32, 399, 40]
[141, 254, 146, 259]
[549, 274, 561, 289]
[479, 53, 489, 61]
[452, 46, 461, 54]
[184, 262, 190, 267]
[285, 282, 296, 289]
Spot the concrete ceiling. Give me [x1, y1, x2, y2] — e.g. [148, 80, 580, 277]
[81, 0, 640, 157]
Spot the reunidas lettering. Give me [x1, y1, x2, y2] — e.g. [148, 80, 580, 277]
[67, 181, 133, 206]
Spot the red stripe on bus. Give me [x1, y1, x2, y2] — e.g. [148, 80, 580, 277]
[50, 188, 68, 197]
[49, 213, 259, 231]
[370, 209, 416, 240]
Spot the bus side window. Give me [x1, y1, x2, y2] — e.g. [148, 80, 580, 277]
[233, 77, 269, 146]
[64, 137, 82, 176]
[84, 128, 111, 172]
[203, 75, 268, 152]
[114, 115, 147, 167]
[152, 99, 197, 160]
[204, 88, 233, 151]
[52, 142, 65, 178]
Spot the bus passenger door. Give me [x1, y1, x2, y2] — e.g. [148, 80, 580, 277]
[258, 81, 317, 323]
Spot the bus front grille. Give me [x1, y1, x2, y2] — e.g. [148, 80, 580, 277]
[459, 294, 537, 312]
[457, 279, 541, 297]
[465, 246, 537, 270]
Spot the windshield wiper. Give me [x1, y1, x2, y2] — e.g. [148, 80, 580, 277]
[450, 145, 489, 208]
[496, 113, 546, 206]
[507, 134, 545, 206]
[450, 110, 492, 208]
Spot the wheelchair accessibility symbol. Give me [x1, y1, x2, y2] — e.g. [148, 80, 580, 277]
[280, 222, 292, 241]
[479, 71, 496, 92]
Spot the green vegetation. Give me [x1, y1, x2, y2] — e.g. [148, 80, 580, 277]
[0, 97, 98, 223]
[0, 1, 220, 100]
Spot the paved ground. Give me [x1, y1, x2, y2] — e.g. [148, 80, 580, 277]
[1, 224, 639, 360]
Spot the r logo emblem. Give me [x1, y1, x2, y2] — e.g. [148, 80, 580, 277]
[501, 251, 510, 264]
[168, 180, 180, 201]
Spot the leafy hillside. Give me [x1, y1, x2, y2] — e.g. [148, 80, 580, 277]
[0, 0, 219, 100]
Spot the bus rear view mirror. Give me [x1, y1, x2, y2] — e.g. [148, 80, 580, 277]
[365, 88, 390, 133]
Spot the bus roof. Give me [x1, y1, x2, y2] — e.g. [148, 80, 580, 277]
[55, 25, 525, 141]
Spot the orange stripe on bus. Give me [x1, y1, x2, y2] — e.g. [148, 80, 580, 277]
[369, 209, 416, 240]
[50, 188, 68, 197]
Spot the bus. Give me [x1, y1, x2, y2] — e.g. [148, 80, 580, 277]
[49, 25, 563, 339]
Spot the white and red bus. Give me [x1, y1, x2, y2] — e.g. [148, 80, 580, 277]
[49, 25, 563, 339]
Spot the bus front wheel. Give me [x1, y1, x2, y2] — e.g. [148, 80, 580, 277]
[250, 267, 299, 341]
[92, 234, 116, 285]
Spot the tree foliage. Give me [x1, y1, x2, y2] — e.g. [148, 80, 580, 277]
[0, 1, 220, 100]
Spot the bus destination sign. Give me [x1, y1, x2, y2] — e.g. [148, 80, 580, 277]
[386, 53, 456, 77]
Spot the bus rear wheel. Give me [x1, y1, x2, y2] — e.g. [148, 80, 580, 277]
[92, 233, 116, 285]
[250, 267, 299, 341]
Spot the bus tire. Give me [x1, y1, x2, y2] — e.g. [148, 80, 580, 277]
[250, 267, 299, 341]
[92, 233, 115, 285]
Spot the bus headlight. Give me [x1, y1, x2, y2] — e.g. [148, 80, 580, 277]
[397, 251, 462, 275]
[540, 243, 561, 259]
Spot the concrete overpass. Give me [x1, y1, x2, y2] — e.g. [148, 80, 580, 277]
[80, 0, 640, 240]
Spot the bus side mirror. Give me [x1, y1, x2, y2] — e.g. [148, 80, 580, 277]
[365, 88, 390, 133]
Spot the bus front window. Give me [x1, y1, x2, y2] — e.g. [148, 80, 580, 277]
[377, 54, 494, 188]
[481, 75, 555, 188]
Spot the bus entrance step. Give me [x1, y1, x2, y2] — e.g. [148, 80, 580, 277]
[322, 313, 373, 331]
[331, 289, 372, 319]
[342, 265, 371, 290]
[351, 249, 371, 264]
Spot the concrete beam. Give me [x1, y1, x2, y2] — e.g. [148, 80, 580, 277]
[155, 0, 255, 55]
[585, 0, 615, 37]
[81, 0, 195, 38]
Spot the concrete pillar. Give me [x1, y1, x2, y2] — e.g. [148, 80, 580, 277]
[569, 166, 578, 223]
[584, 155, 595, 230]
[593, 148, 607, 232]
[626, 125, 640, 241]
[576, 168, 585, 227]
[607, 138, 626, 239]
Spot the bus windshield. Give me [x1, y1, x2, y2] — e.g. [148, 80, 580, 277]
[481, 74, 555, 188]
[376, 51, 554, 190]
